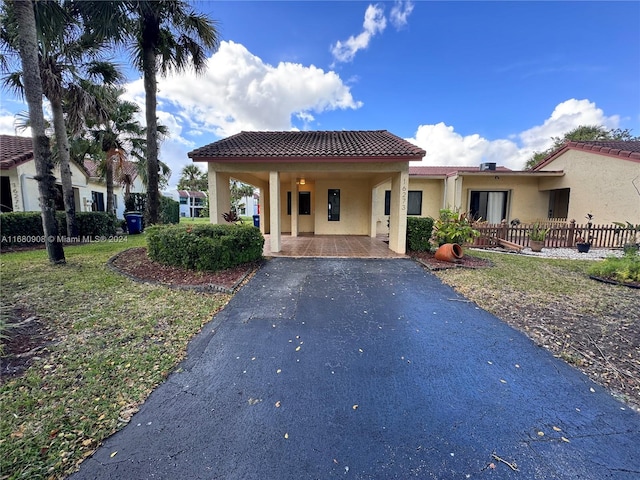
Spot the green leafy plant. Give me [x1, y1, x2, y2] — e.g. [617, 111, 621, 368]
[406, 216, 434, 252]
[613, 221, 640, 253]
[588, 250, 640, 284]
[146, 223, 264, 271]
[529, 222, 549, 241]
[433, 209, 480, 246]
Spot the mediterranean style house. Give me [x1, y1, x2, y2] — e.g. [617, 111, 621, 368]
[0, 134, 145, 219]
[189, 132, 640, 255]
[189, 130, 426, 254]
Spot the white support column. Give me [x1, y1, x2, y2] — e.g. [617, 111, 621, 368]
[370, 185, 378, 238]
[269, 171, 281, 252]
[389, 170, 408, 254]
[291, 178, 299, 237]
[208, 169, 231, 225]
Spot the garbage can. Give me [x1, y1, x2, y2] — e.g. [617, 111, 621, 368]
[252, 214, 260, 228]
[125, 213, 143, 234]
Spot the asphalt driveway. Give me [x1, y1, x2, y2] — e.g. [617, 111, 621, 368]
[71, 258, 640, 479]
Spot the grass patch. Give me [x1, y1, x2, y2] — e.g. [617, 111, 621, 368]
[588, 251, 640, 284]
[0, 235, 230, 479]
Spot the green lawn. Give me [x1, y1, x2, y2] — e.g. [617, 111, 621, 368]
[0, 235, 230, 479]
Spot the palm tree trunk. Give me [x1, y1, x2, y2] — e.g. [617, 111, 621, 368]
[105, 151, 114, 215]
[13, 0, 65, 264]
[50, 96, 78, 237]
[143, 46, 159, 224]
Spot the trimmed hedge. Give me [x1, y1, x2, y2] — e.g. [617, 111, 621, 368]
[146, 223, 264, 271]
[406, 216, 434, 252]
[159, 196, 180, 225]
[0, 211, 117, 246]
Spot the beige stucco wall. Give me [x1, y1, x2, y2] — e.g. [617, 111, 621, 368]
[459, 176, 549, 223]
[313, 178, 370, 235]
[2, 159, 142, 218]
[538, 150, 640, 224]
[372, 178, 443, 235]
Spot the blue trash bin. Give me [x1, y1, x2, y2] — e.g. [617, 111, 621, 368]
[125, 213, 143, 234]
[252, 215, 260, 228]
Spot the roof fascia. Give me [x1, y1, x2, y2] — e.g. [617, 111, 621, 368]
[191, 155, 421, 164]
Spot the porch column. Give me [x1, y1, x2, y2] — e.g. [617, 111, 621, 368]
[208, 169, 230, 225]
[389, 170, 408, 254]
[291, 178, 299, 237]
[269, 171, 281, 252]
[370, 185, 379, 238]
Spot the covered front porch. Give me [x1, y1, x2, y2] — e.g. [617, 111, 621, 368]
[262, 234, 406, 258]
[188, 131, 426, 257]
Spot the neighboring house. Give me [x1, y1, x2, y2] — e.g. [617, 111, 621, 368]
[532, 141, 640, 225]
[0, 134, 144, 219]
[162, 190, 208, 218]
[189, 132, 640, 255]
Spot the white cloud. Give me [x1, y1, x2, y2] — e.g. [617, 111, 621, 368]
[138, 40, 361, 139]
[331, 4, 387, 64]
[0, 114, 20, 135]
[408, 99, 620, 170]
[123, 40, 362, 186]
[390, 0, 414, 29]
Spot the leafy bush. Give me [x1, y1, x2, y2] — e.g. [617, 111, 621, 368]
[159, 196, 180, 225]
[0, 211, 116, 245]
[406, 216, 434, 252]
[146, 223, 264, 271]
[588, 251, 640, 284]
[433, 209, 480, 246]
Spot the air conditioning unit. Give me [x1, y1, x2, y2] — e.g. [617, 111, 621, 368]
[480, 162, 497, 171]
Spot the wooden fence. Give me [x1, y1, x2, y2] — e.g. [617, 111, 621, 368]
[472, 220, 638, 249]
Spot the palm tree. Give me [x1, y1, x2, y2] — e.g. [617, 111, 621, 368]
[9, 0, 64, 263]
[2, 0, 122, 236]
[129, 1, 219, 224]
[177, 164, 207, 191]
[77, 1, 219, 224]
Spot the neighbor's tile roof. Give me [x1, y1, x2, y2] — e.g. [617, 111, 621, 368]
[188, 130, 426, 162]
[84, 159, 138, 182]
[409, 165, 513, 176]
[0, 135, 33, 169]
[533, 140, 640, 170]
[177, 190, 207, 198]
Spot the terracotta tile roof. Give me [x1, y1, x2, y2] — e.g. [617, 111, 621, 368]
[177, 190, 207, 198]
[409, 165, 513, 176]
[189, 130, 426, 162]
[533, 140, 640, 170]
[0, 135, 33, 169]
[84, 159, 139, 182]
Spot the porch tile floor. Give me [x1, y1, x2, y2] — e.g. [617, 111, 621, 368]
[262, 234, 406, 258]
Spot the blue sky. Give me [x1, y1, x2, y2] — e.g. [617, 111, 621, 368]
[1, 1, 638, 187]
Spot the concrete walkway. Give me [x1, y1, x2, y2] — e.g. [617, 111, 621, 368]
[70, 258, 640, 479]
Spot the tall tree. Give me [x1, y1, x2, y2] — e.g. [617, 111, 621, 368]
[2, 0, 122, 236]
[10, 0, 64, 263]
[526, 125, 640, 169]
[125, 1, 219, 224]
[88, 92, 145, 215]
[177, 164, 207, 191]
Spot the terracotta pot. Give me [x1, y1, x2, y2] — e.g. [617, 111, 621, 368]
[435, 243, 464, 262]
[530, 240, 544, 252]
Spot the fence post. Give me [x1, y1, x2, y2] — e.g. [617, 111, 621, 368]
[568, 219, 576, 247]
[500, 219, 508, 241]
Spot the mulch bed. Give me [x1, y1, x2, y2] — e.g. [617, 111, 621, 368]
[410, 251, 493, 270]
[108, 247, 258, 293]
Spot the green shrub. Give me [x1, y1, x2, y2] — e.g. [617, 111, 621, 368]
[0, 211, 116, 245]
[433, 208, 480, 246]
[146, 223, 264, 271]
[588, 251, 640, 284]
[159, 196, 180, 225]
[406, 216, 434, 252]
